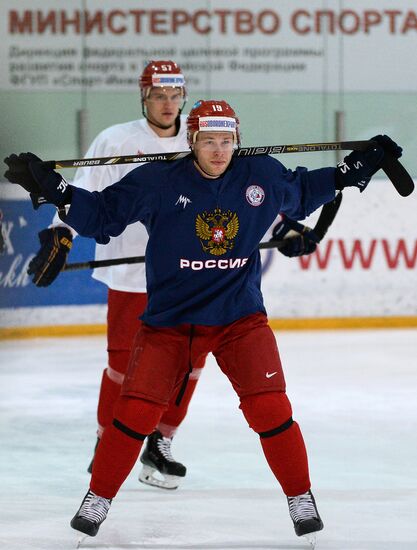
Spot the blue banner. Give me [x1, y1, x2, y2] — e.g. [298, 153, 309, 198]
[0, 199, 107, 308]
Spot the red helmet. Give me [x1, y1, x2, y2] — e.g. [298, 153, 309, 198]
[187, 100, 241, 148]
[139, 60, 187, 102]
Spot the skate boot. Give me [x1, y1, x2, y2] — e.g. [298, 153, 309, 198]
[87, 437, 100, 474]
[70, 490, 112, 537]
[139, 430, 186, 490]
[287, 490, 323, 548]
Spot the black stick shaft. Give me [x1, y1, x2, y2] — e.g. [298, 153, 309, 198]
[41, 139, 413, 196]
[65, 240, 286, 271]
[65, 255, 146, 271]
[48, 140, 372, 169]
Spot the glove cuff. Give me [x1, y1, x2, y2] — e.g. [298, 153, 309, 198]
[29, 161, 73, 207]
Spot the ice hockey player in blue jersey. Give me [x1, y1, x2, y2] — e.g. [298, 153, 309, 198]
[4, 99, 403, 545]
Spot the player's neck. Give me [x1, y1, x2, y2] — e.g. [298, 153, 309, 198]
[193, 160, 223, 179]
[146, 118, 179, 138]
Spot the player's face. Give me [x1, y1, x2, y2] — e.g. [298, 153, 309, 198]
[144, 87, 184, 129]
[193, 132, 235, 178]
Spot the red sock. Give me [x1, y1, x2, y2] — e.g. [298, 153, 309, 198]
[90, 422, 142, 498]
[96, 368, 123, 434]
[240, 392, 311, 496]
[90, 396, 165, 498]
[260, 421, 311, 496]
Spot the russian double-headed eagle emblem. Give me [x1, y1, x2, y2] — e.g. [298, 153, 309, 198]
[195, 207, 239, 256]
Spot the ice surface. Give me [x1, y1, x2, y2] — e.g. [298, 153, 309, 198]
[0, 330, 416, 549]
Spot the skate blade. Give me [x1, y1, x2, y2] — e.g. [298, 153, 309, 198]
[75, 534, 89, 548]
[302, 532, 317, 549]
[138, 464, 181, 490]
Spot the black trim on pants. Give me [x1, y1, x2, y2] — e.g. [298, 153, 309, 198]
[175, 324, 195, 406]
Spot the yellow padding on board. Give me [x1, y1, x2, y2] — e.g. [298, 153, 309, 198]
[0, 317, 417, 340]
[268, 316, 417, 331]
[0, 324, 106, 340]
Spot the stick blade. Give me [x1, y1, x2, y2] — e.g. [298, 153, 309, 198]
[381, 156, 414, 197]
[313, 191, 343, 240]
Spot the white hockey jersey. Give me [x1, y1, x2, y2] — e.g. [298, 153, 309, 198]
[52, 115, 189, 292]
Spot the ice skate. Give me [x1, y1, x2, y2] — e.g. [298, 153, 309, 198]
[70, 490, 112, 537]
[139, 430, 186, 490]
[86, 437, 100, 474]
[287, 490, 323, 546]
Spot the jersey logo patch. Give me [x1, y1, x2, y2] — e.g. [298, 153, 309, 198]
[246, 184, 265, 207]
[195, 207, 239, 256]
[175, 194, 192, 209]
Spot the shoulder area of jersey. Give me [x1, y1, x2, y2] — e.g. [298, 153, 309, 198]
[235, 152, 283, 168]
[94, 119, 144, 143]
[128, 151, 191, 177]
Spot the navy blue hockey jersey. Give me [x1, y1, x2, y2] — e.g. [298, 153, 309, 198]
[66, 155, 336, 326]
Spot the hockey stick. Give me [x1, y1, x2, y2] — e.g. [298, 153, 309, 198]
[64, 194, 343, 272]
[380, 155, 414, 197]
[310, 191, 343, 241]
[41, 140, 413, 198]
[46, 140, 371, 169]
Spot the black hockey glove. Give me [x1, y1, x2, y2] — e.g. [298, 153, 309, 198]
[335, 134, 402, 192]
[371, 134, 402, 160]
[4, 153, 46, 209]
[270, 216, 320, 257]
[4, 152, 72, 208]
[27, 227, 73, 287]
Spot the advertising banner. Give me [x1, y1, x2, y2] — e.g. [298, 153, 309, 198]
[261, 180, 417, 318]
[1, 179, 416, 326]
[1, 0, 416, 92]
[0, 190, 106, 310]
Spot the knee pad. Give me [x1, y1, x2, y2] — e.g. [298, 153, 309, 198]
[113, 395, 165, 439]
[240, 392, 293, 436]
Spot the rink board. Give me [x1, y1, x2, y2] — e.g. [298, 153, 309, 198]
[1, 179, 416, 332]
